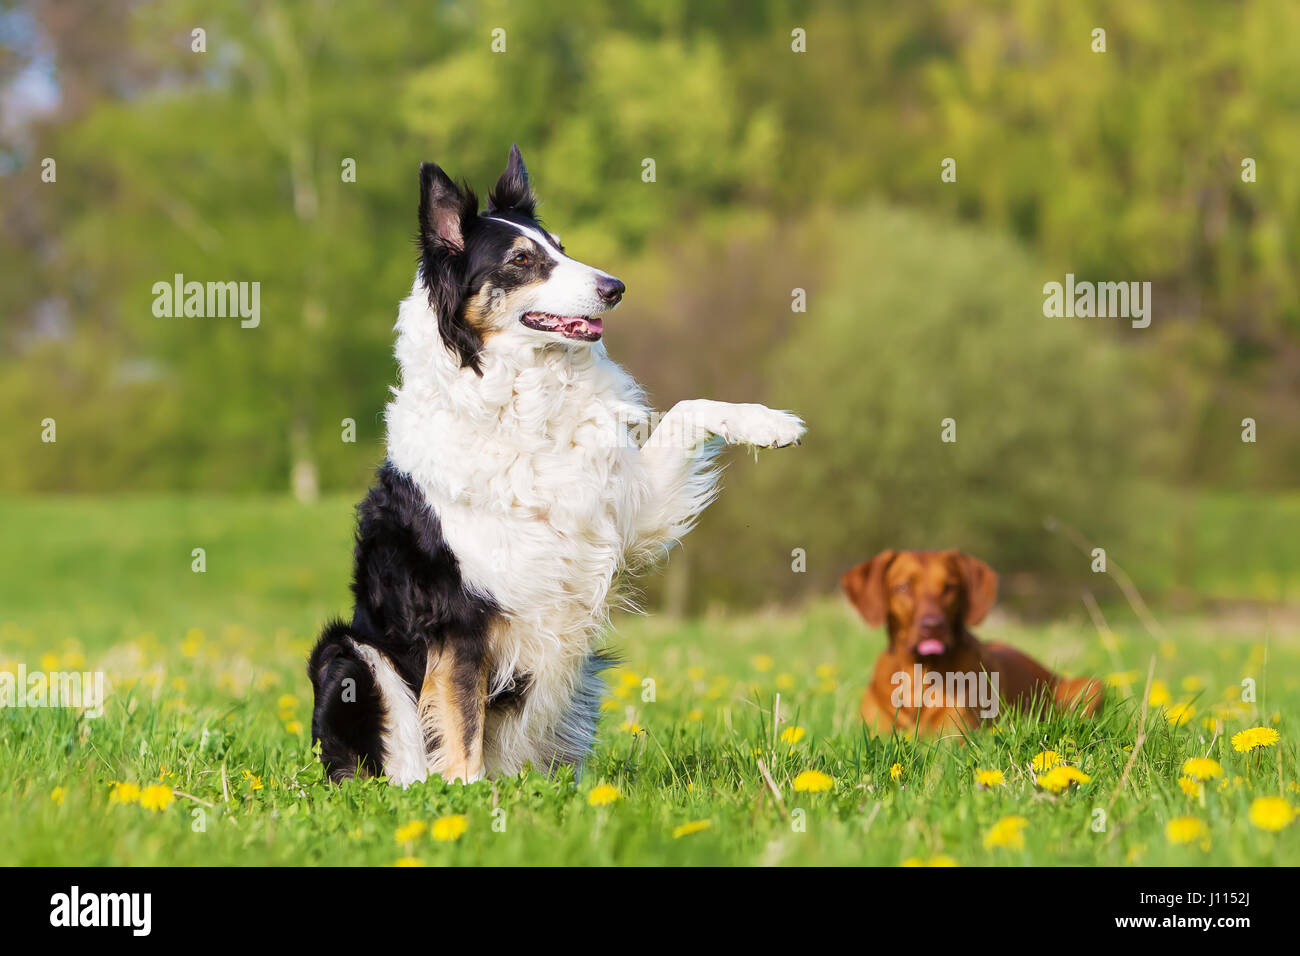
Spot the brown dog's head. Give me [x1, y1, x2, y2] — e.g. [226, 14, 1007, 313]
[841, 549, 998, 659]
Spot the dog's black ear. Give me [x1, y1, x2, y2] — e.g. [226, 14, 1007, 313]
[487, 143, 536, 217]
[417, 162, 484, 374]
[418, 161, 477, 253]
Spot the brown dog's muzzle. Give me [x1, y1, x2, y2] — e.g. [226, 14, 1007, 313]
[913, 612, 950, 657]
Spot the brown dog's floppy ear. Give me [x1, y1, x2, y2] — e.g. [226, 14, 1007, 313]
[841, 549, 896, 627]
[954, 551, 998, 626]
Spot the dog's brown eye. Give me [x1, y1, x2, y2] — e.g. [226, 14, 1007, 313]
[511, 252, 530, 266]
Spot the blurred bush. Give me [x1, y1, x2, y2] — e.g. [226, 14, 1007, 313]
[623, 205, 1156, 611]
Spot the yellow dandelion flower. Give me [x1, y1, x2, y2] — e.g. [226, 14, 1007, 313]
[1036, 766, 1091, 793]
[50, 786, 67, 806]
[284, 720, 303, 735]
[672, 819, 712, 839]
[974, 769, 1005, 788]
[815, 663, 838, 679]
[277, 693, 299, 711]
[430, 814, 468, 842]
[619, 720, 643, 734]
[587, 783, 621, 806]
[776, 673, 795, 690]
[1181, 676, 1205, 692]
[241, 770, 264, 791]
[1247, 796, 1296, 832]
[1181, 757, 1223, 781]
[619, 671, 641, 688]
[792, 769, 834, 793]
[780, 726, 806, 744]
[1165, 816, 1209, 847]
[1148, 680, 1171, 707]
[1165, 703, 1195, 727]
[1177, 776, 1203, 798]
[139, 784, 174, 812]
[1106, 670, 1139, 688]
[39, 652, 59, 671]
[108, 781, 141, 805]
[751, 654, 774, 673]
[686, 666, 707, 682]
[1031, 751, 1063, 772]
[902, 854, 959, 867]
[599, 699, 618, 712]
[394, 857, 425, 867]
[889, 763, 903, 781]
[686, 708, 703, 722]
[394, 821, 428, 843]
[181, 628, 204, 657]
[1232, 727, 1280, 753]
[983, 815, 1028, 851]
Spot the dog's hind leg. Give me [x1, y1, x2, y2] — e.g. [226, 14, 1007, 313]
[308, 623, 385, 783]
[418, 639, 488, 783]
[1055, 676, 1106, 717]
[308, 623, 427, 786]
[349, 642, 427, 787]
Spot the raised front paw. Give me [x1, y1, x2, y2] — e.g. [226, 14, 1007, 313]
[715, 404, 806, 448]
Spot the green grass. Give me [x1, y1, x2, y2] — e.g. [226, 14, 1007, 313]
[0, 495, 1296, 865]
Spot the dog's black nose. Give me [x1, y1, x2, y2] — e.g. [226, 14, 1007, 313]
[596, 275, 625, 304]
[918, 614, 946, 632]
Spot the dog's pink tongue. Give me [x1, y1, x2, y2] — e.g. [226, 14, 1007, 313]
[916, 638, 945, 656]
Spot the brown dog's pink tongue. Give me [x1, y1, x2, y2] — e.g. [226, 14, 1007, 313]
[916, 638, 945, 656]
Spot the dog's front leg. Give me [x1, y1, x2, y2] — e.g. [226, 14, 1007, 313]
[417, 639, 488, 783]
[634, 399, 804, 556]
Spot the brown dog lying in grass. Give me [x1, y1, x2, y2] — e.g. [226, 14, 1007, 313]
[842, 548, 1104, 735]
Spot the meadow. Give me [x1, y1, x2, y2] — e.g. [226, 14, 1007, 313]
[0, 496, 1295, 866]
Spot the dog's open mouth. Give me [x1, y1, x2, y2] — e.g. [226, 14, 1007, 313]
[521, 312, 604, 341]
[915, 638, 947, 658]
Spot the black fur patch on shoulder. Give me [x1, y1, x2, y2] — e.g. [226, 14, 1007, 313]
[347, 462, 498, 687]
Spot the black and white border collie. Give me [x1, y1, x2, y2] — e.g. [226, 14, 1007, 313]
[308, 146, 804, 785]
